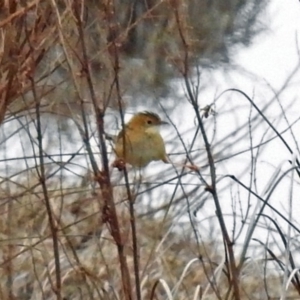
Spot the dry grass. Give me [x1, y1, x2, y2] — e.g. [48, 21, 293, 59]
[0, 180, 297, 299]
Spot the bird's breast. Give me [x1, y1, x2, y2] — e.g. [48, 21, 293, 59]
[115, 129, 166, 167]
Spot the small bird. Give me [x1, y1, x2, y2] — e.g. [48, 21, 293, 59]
[114, 111, 169, 168]
[112, 111, 199, 171]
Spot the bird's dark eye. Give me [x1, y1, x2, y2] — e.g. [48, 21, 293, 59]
[147, 119, 152, 124]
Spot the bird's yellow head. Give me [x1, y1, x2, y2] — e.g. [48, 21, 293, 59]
[127, 111, 168, 130]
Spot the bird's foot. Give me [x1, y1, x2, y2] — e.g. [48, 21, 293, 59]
[112, 158, 126, 171]
[185, 164, 200, 172]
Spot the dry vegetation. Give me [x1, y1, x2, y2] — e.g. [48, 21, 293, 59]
[0, 1, 300, 300]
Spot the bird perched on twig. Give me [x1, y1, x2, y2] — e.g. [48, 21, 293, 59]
[112, 111, 198, 171]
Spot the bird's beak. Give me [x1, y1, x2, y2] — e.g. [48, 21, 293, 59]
[160, 120, 169, 126]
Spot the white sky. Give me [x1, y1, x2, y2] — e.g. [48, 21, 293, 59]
[237, 0, 300, 87]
